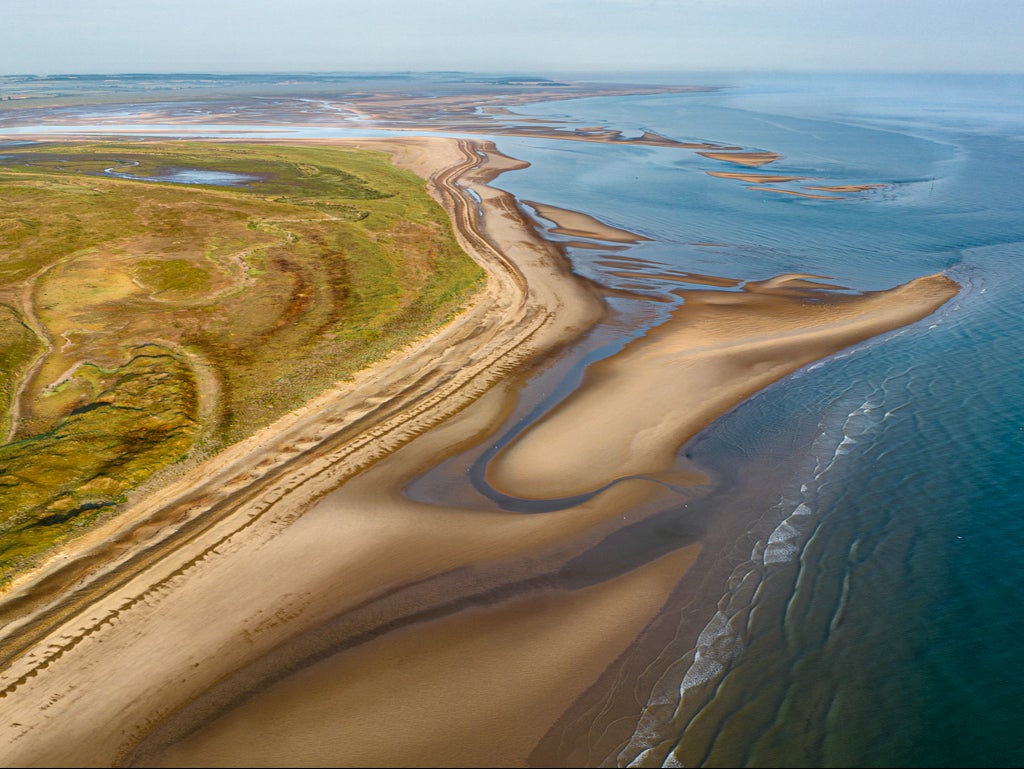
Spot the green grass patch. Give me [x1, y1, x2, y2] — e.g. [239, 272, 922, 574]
[0, 140, 485, 583]
[0, 305, 42, 438]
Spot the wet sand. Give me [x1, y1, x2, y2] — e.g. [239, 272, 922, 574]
[707, 170, 809, 183]
[697, 150, 783, 167]
[489, 273, 959, 499]
[522, 200, 652, 243]
[748, 185, 845, 199]
[804, 183, 887, 192]
[0, 137, 959, 768]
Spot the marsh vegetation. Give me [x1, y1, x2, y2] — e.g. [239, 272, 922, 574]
[0, 141, 484, 582]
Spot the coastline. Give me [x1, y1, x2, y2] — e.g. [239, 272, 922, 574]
[0, 136, 960, 767]
[488, 273, 959, 500]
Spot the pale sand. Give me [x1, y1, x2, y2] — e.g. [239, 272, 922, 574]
[697, 150, 783, 167]
[489, 273, 959, 499]
[522, 200, 652, 243]
[804, 183, 887, 192]
[0, 137, 960, 768]
[707, 170, 810, 183]
[748, 185, 845, 199]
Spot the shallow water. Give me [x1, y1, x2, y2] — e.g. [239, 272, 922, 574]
[490, 74, 1024, 768]
[409, 73, 1024, 767]
[102, 161, 259, 186]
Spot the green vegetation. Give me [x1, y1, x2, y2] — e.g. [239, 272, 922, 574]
[0, 141, 485, 582]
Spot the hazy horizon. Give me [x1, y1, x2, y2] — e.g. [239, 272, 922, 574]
[4, 0, 1023, 77]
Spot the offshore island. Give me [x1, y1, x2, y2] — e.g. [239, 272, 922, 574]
[0, 74, 959, 766]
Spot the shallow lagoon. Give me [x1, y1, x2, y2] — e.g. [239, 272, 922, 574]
[497, 73, 1024, 767]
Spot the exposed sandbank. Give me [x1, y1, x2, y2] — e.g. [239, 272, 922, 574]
[488, 273, 959, 499]
[805, 183, 887, 192]
[707, 170, 809, 183]
[697, 150, 783, 167]
[748, 185, 845, 199]
[523, 200, 652, 243]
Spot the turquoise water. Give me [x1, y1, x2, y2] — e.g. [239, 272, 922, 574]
[486, 74, 1024, 767]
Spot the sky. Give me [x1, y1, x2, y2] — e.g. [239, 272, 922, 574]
[3, 0, 1023, 76]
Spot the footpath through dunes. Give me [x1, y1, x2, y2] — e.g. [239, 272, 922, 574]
[0, 136, 606, 765]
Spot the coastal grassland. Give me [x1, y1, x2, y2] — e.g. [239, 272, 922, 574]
[0, 140, 485, 582]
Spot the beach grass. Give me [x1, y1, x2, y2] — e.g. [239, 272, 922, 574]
[0, 140, 484, 582]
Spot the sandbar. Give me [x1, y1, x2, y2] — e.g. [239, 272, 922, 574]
[489, 273, 959, 499]
[707, 170, 810, 183]
[804, 183, 887, 192]
[697, 150, 783, 167]
[523, 200, 652, 243]
[748, 185, 845, 199]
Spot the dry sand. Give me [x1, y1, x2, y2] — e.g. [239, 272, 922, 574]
[488, 273, 959, 499]
[0, 136, 959, 768]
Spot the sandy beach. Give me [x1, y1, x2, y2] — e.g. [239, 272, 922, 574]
[0, 136, 959, 767]
[488, 273, 958, 500]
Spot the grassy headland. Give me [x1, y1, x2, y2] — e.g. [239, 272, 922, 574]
[0, 141, 484, 582]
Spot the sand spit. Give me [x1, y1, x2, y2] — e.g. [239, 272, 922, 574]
[748, 185, 845, 199]
[522, 200, 653, 243]
[489, 273, 960, 499]
[707, 170, 810, 183]
[0, 136, 960, 768]
[804, 183, 887, 192]
[697, 150, 783, 167]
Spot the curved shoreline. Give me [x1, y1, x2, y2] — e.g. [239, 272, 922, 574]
[0, 136, 604, 734]
[0, 137, 960, 768]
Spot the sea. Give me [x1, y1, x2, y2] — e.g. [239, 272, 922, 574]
[4, 71, 1023, 767]
[485, 72, 1024, 768]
